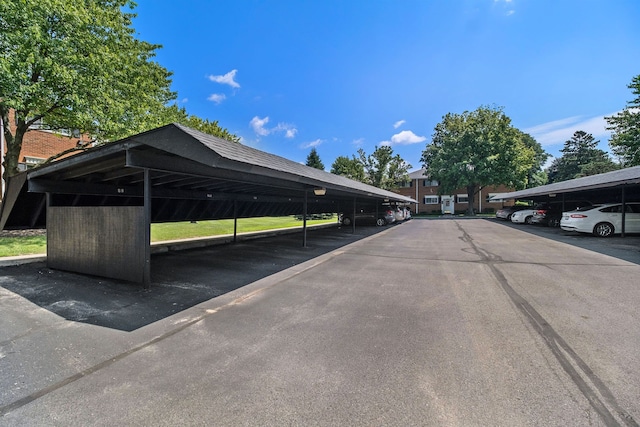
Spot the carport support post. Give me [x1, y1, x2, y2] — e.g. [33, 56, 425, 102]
[143, 168, 151, 289]
[621, 186, 626, 238]
[303, 190, 308, 247]
[233, 200, 238, 243]
[352, 198, 356, 234]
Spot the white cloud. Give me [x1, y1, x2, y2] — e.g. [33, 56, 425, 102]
[207, 69, 240, 88]
[523, 113, 617, 147]
[285, 129, 297, 138]
[352, 138, 364, 147]
[380, 130, 427, 146]
[250, 116, 298, 138]
[274, 122, 298, 139]
[393, 120, 406, 129]
[301, 139, 322, 149]
[250, 116, 270, 136]
[207, 93, 226, 104]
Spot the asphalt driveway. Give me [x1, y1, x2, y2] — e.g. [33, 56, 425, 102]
[1, 219, 639, 426]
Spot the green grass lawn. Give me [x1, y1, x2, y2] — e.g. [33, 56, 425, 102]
[0, 215, 336, 258]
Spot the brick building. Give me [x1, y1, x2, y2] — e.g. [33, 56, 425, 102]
[1, 110, 90, 200]
[393, 169, 514, 215]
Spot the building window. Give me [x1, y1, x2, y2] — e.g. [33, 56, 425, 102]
[397, 180, 412, 188]
[423, 179, 438, 187]
[457, 194, 469, 203]
[423, 196, 439, 204]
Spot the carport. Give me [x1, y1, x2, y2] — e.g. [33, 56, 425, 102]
[0, 123, 415, 287]
[491, 166, 640, 236]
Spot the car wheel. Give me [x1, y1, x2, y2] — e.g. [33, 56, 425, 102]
[593, 222, 614, 237]
[376, 218, 385, 226]
[342, 217, 352, 226]
[548, 218, 560, 227]
[524, 216, 532, 225]
[507, 214, 513, 221]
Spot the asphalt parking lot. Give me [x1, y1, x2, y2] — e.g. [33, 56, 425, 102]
[0, 225, 385, 332]
[490, 217, 640, 265]
[1, 218, 639, 426]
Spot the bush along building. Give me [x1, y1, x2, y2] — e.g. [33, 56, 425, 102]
[393, 169, 513, 215]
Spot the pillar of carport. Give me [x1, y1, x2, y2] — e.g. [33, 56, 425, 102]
[143, 168, 151, 289]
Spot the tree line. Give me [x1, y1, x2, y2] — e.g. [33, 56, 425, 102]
[305, 146, 412, 191]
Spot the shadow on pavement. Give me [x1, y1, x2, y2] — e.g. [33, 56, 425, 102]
[0, 226, 386, 332]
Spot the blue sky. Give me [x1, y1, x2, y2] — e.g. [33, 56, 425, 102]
[132, 0, 640, 171]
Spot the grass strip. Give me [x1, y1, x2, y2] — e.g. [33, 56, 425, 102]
[0, 216, 336, 258]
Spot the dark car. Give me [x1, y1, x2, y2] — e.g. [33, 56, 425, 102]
[530, 200, 592, 227]
[340, 208, 395, 227]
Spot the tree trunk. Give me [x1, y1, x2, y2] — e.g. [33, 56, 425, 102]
[3, 126, 24, 180]
[466, 184, 476, 216]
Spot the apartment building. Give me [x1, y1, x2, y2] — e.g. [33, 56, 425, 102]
[394, 169, 513, 215]
[1, 110, 89, 200]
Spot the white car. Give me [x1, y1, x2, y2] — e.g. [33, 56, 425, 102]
[560, 202, 640, 237]
[510, 209, 537, 224]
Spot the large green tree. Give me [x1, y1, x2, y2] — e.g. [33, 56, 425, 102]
[606, 74, 640, 166]
[330, 155, 366, 182]
[357, 146, 411, 190]
[0, 0, 173, 179]
[547, 130, 619, 183]
[421, 106, 542, 215]
[305, 147, 325, 170]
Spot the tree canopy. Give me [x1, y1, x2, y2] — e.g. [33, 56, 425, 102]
[547, 130, 619, 183]
[0, 0, 237, 180]
[606, 74, 640, 166]
[421, 106, 544, 215]
[330, 155, 366, 182]
[305, 148, 325, 170]
[357, 146, 411, 190]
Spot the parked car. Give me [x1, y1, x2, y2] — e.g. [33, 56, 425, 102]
[560, 202, 640, 237]
[340, 208, 395, 227]
[403, 207, 412, 220]
[531, 201, 592, 227]
[393, 207, 408, 222]
[510, 208, 537, 224]
[496, 205, 530, 221]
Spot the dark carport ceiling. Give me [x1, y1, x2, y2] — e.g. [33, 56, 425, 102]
[1, 123, 416, 229]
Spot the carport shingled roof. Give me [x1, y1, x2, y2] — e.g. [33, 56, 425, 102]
[1, 123, 415, 229]
[139, 123, 416, 201]
[490, 165, 640, 201]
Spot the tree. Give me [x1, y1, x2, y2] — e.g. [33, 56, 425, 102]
[606, 74, 640, 166]
[305, 148, 325, 170]
[357, 146, 411, 190]
[330, 155, 366, 182]
[421, 106, 542, 215]
[0, 0, 174, 179]
[155, 105, 240, 142]
[521, 132, 550, 188]
[547, 131, 619, 183]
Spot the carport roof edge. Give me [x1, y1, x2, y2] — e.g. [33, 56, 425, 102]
[490, 165, 640, 201]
